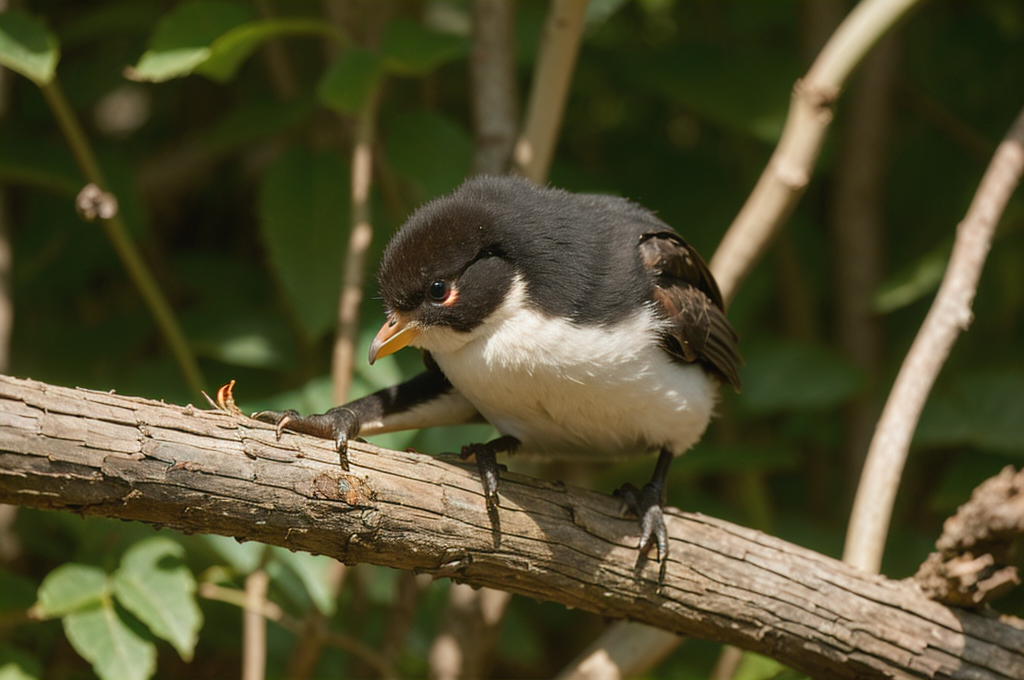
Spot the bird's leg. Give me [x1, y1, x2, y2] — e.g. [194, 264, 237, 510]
[460, 435, 518, 509]
[252, 407, 360, 470]
[252, 370, 470, 472]
[616, 447, 673, 567]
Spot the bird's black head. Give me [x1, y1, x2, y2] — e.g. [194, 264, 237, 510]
[370, 177, 520, 361]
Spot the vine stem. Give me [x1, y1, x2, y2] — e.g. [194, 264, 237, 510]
[39, 79, 205, 396]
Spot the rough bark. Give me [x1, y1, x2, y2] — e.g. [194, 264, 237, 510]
[915, 466, 1024, 608]
[0, 375, 1021, 680]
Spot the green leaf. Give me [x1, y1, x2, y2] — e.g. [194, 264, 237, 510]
[0, 663, 38, 680]
[198, 328, 285, 368]
[873, 240, 950, 313]
[585, 0, 630, 25]
[1, 570, 42, 612]
[733, 651, 794, 680]
[733, 652, 807, 680]
[739, 342, 862, 414]
[929, 453, 1009, 515]
[915, 372, 1024, 454]
[627, 44, 794, 143]
[63, 604, 156, 680]
[383, 110, 472, 201]
[317, 48, 384, 114]
[244, 376, 334, 419]
[58, 1, 163, 50]
[0, 644, 43, 680]
[111, 537, 202, 661]
[362, 565, 399, 606]
[0, 129, 81, 195]
[184, 304, 297, 370]
[673, 444, 800, 474]
[495, 600, 545, 667]
[36, 564, 108, 618]
[0, 10, 60, 85]
[198, 17, 344, 83]
[0, 667, 36, 680]
[198, 97, 317, 154]
[269, 548, 338, 616]
[258, 146, 349, 341]
[202, 535, 267, 575]
[127, 1, 251, 82]
[380, 17, 467, 76]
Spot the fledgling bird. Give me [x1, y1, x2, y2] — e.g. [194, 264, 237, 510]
[255, 175, 741, 566]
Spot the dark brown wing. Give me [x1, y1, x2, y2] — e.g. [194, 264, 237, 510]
[639, 231, 742, 390]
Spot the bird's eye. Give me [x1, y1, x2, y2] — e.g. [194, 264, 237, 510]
[427, 280, 450, 303]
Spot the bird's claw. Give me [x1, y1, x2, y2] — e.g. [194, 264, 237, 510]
[251, 408, 356, 471]
[252, 409, 300, 440]
[616, 481, 669, 567]
[638, 502, 668, 564]
[333, 433, 351, 471]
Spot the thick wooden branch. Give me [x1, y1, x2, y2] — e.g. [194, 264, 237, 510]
[0, 375, 1021, 680]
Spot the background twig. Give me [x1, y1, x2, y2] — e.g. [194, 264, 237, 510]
[511, 0, 588, 183]
[710, 0, 923, 305]
[332, 91, 380, 405]
[38, 80, 205, 395]
[831, 31, 898, 504]
[428, 3, 519, 676]
[242, 566, 270, 680]
[554, 621, 680, 680]
[470, 0, 518, 176]
[844, 104, 1024, 573]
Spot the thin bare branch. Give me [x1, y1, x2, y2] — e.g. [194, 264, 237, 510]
[844, 104, 1024, 573]
[326, 1, 390, 405]
[243, 568, 270, 680]
[379, 571, 428, 667]
[200, 581, 394, 679]
[0, 52, 12, 377]
[554, 622, 680, 680]
[470, 0, 518, 175]
[429, 585, 510, 679]
[333, 92, 380, 405]
[709, 645, 744, 680]
[285, 561, 347, 680]
[709, 0, 924, 305]
[428, 4, 523, 676]
[256, 0, 299, 101]
[831, 32, 898, 501]
[560, 3, 905, 674]
[511, 0, 589, 183]
[39, 80, 206, 395]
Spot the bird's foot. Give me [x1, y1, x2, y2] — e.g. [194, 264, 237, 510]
[615, 481, 668, 569]
[252, 406, 360, 471]
[460, 435, 518, 510]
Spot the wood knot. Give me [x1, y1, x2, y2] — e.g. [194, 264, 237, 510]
[312, 471, 370, 505]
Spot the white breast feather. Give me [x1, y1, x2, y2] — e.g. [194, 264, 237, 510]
[413, 277, 717, 460]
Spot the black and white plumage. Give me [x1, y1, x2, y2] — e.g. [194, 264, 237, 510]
[255, 175, 741, 566]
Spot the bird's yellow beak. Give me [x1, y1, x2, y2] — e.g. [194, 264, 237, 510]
[368, 313, 420, 364]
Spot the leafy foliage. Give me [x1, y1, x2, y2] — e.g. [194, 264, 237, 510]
[33, 539, 199, 680]
[2, 1, 1023, 679]
[0, 10, 59, 85]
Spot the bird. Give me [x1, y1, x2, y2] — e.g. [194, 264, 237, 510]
[255, 175, 741, 567]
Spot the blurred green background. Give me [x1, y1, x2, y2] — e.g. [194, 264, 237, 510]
[1, 1, 1023, 679]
